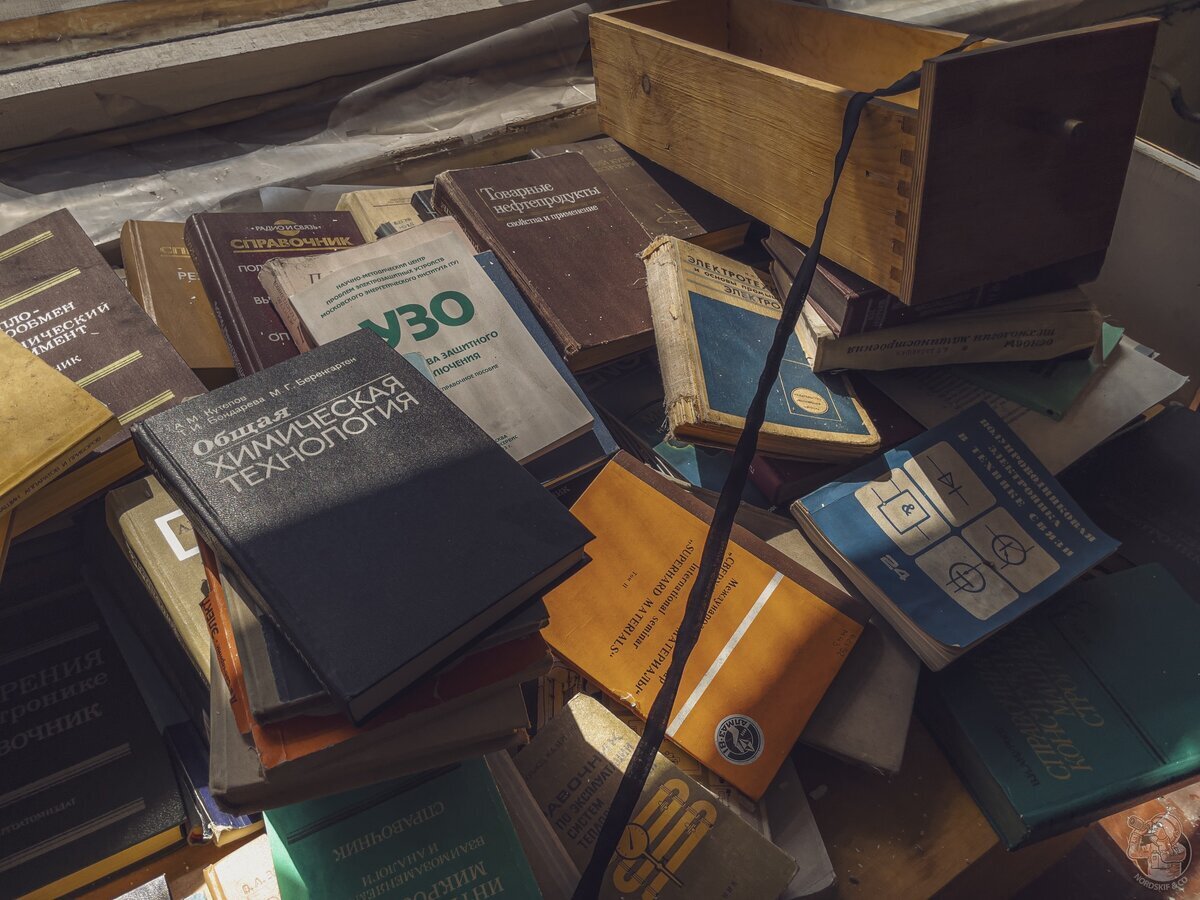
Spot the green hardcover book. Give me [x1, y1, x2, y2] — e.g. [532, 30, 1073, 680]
[919, 565, 1200, 849]
[264, 759, 542, 899]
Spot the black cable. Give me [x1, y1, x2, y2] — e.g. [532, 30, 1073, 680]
[571, 34, 985, 899]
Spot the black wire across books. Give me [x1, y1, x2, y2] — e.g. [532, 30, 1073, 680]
[571, 37, 978, 899]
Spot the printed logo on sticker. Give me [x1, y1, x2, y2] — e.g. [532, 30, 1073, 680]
[715, 715, 763, 765]
[1125, 806, 1192, 891]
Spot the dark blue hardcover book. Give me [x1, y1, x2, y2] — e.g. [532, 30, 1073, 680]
[164, 721, 262, 845]
[794, 403, 1117, 669]
[920, 565, 1200, 849]
[476, 251, 617, 486]
[133, 329, 591, 723]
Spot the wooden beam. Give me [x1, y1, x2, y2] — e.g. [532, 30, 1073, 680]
[0, 0, 575, 153]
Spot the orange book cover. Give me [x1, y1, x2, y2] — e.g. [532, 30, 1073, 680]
[198, 538, 254, 735]
[541, 453, 867, 798]
[251, 634, 547, 770]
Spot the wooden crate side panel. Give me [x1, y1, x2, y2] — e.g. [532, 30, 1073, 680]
[591, 14, 915, 294]
[726, 0, 991, 108]
[602, 0, 730, 50]
[903, 18, 1158, 304]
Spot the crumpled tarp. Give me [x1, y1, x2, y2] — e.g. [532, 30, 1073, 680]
[0, 0, 599, 245]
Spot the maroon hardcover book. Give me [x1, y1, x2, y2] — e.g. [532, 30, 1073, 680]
[765, 229, 1076, 336]
[531, 137, 748, 251]
[183, 213, 362, 376]
[0, 209, 203, 459]
[433, 154, 654, 372]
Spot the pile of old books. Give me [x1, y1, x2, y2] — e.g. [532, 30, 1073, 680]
[3, 94, 1199, 900]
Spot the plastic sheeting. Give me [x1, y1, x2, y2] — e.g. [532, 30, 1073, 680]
[0, 0, 599, 245]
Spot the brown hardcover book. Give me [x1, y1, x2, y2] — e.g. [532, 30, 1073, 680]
[0, 331, 118, 515]
[532, 137, 748, 251]
[183, 212, 362, 376]
[120, 220, 236, 388]
[433, 154, 654, 371]
[766, 229, 1079, 337]
[0, 210, 204, 536]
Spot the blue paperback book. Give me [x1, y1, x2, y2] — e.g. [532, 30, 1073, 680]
[793, 402, 1117, 669]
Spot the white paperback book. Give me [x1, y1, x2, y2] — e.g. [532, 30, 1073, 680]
[286, 226, 593, 464]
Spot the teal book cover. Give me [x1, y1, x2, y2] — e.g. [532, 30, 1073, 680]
[957, 323, 1123, 420]
[920, 565, 1200, 849]
[645, 237, 879, 460]
[264, 760, 542, 899]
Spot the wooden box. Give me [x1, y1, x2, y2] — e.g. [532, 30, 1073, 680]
[590, 0, 1157, 304]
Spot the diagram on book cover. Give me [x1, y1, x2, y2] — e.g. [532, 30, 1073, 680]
[854, 441, 1059, 618]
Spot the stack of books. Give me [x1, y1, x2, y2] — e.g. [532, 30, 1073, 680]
[2, 108, 1198, 900]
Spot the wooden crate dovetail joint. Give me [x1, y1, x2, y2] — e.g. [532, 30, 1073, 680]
[590, 0, 1158, 305]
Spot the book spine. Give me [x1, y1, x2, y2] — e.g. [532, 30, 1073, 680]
[747, 456, 788, 507]
[258, 265, 314, 353]
[184, 220, 251, 378]
[809, 307, 1103, 373]
[643, 237, 706, 435]
[198, 540, 254, 736]
[120, 223, 156, 322]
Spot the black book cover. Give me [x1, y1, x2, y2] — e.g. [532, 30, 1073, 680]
[133, 329, 592, 723]
[0, 574, 185, 898]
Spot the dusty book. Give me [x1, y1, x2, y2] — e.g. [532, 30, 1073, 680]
[133, 329, 591, 723]
[433, 153, 654, 370]
[259, 218, 469, 352]
[920, 565, 1200, 848]
[0, 331, 117, 515]
[797, 289, 1103, 373]
[120, 220, 237, 387]
[644, 236, 879, 461]
[532, 137, 749, 251]
[516, 694, 797, 899]
[279, 223, 595, 466]
[792, 404, 1117, 670]
[541, 452, 867, 798]
[335, 184, 431, 242]
[183, 212, 362, 376]
[0, 568, 186, 899]
[0, 209, 204, 537]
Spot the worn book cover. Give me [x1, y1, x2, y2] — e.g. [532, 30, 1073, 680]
[0, 210, 204, 534]
[163, 721, 262, 846]
[133, 329, 591, 723]
[265, 760, 542, 899]
[183, 212, 362, 376]
[208, 656, 530, 815]
[0, 330, 117, 514]
[259, 218, 469, 352]
[0, 574, 186, 900]
[797, 289, 1103, 373]
[532, 137, 748, 251]
[541, 453, 866, 798]
[283, 223, 594, 465]
[104, 476, 211, 685]
[517, 694, 796, 898]
[793, 403, 1117, 670]
[644, 236, 879, 461]
[1060, 406, 1200, 598]
[433, 153, 654, 370]
[920, 565, 1200, 848]
[121, 220, 237, 387]
[335, 184, 431, 242]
